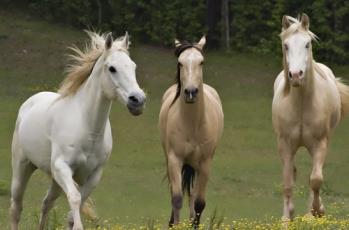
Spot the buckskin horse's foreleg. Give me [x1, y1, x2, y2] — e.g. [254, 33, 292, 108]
[167, 152, 183, 227]
[191, 159, 210, 229]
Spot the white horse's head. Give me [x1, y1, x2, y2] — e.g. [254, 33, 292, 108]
[280, 14, 317, 87]
[100, 32, 146, 115]
[174, 36, 206, 104]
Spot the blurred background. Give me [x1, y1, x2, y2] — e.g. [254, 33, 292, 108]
[0, 0, 349, 229]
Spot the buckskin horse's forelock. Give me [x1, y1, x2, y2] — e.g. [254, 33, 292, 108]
[170, 41, 202, 106]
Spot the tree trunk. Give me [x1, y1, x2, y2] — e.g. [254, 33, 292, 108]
[221, 0, 230, 50]
[206, 0, 222, 48]
[96, 0, 102, 27]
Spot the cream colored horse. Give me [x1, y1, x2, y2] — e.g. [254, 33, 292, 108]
[159, 37, 224, 228]
[10, 31, 145, 230]
[272, 14, 349, 221]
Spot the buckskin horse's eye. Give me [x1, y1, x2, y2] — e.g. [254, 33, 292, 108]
[109, 66, 116, 73]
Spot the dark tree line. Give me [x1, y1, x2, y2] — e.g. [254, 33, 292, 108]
[5, 0, 349, 64]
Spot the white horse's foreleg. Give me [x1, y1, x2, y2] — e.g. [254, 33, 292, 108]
[308, 138, 327, 216]
[78, 167, 103, 221]
[38, 180, 62, 230]
[51, 158, 83, 230]
[10, 158, 36, 230]
[278, 138, 297, 221]
[167, 152, 183, 227]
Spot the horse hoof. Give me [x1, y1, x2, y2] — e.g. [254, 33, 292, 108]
[281, 216, 290, 230]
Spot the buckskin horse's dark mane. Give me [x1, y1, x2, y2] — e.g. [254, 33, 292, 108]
[170, 41, 203, 106]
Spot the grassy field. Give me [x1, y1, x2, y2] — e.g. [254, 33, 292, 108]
[1, 9, 349, 229]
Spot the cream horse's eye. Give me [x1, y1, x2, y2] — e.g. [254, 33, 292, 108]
[109, 66, 117, 73]
[305, 42, 310, 49]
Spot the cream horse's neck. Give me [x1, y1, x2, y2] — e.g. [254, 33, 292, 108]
[75, 56, 112, 136]
[179, 83, 205, 125]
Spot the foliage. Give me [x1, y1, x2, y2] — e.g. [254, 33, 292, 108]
[8, 0, 349, 63]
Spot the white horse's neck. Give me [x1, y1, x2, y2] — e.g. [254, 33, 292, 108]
[76, 57, 112, 136]
[179, 83, 205, 125]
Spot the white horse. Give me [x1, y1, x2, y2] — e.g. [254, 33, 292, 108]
[10, 31, 146, 230]
[272, 14, 349, 221]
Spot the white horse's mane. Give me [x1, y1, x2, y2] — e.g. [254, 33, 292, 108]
[58, 31, 129, 97]
[280, 16, 318, 41]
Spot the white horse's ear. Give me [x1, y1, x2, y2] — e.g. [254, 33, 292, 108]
[122, 31, 130, 49]
[196, 35, 206, 50]
[105, 32, 113, 50]
[174, 39, 181, 48]
[282, 15, 291, 30]
[301, 13, 310, 30]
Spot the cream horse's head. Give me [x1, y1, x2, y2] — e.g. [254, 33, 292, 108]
[101, 33, 146, 115]
[174, 36, 206, 104]
[281, 13, 317, 87]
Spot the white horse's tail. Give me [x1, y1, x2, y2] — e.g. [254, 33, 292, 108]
[82, 197, 98, 221]
[336, 78, 349, 119]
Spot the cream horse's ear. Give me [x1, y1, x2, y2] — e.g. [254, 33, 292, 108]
[301, 13, 310, 30]
[196, 36, 206, 50]
[122, 31, 130, 49]
[105, 32, 113, 50]
[174, 39, 181, 48]
[282, 15, 291, 30]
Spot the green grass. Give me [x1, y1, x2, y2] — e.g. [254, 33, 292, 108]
[1, 9, 349, 229]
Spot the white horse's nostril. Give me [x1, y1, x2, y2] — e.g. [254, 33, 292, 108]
[299, 70, 303, 76]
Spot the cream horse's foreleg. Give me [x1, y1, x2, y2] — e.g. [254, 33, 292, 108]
[10, 159, 36, 230]
[38, 180, 61, 230]
[308, 138, 327, 216]
[51, 158, 83, 230]
[167, 152, 183, 227]
[278, 138, 297, 221]
[191, 159, 210, 229]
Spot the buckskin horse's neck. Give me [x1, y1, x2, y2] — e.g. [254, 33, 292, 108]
[180, 84, 205, 126]
[76, 62, 112, 137]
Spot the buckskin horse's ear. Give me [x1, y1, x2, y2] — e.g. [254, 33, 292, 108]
[105, 32, 113, 50]
[282, 15, 291, 30]
[174, 39, 181, 48]
[301, 13, 310, 30]
[196, 35, 206, 50]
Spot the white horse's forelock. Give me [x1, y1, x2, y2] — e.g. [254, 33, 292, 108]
[58, 31, 129, 97]
[280, 16, 318, 41]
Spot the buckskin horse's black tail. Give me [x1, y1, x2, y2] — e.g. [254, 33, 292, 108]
[182, 164, 195, 195]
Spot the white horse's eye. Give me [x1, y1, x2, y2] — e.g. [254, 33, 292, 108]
[305, 42, 310, 49]
[109, 66, 117, 73]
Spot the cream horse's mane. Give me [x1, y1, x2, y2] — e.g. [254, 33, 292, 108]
[279, 16, 318, 41]
[58, 31, 129, 97]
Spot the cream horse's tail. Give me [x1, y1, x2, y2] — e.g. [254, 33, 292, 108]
[336, 78, 349, 119]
